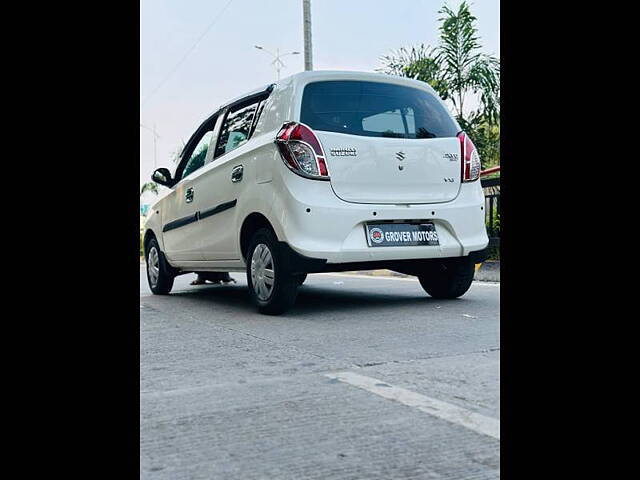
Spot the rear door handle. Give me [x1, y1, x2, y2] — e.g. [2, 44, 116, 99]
[185, 187, 194, 203]
[231, 165, 244, 183]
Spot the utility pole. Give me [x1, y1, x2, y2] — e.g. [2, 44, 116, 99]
[303, 0, 313, 71]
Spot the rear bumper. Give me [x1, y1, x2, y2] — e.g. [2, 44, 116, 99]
[270, 172, 489, 265]
[468, 247, 489, 264]
[280, 242, 489, 275]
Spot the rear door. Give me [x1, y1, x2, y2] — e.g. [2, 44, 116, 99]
[299, 80, 462, 204]
[198, 97, 265, 261]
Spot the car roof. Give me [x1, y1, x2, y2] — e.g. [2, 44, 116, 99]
[212, 70, 437, 114]
[281, 70, 438, 93]
[216, 83, 275, 112]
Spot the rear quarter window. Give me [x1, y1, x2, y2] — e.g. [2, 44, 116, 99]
[300, 80, 459, 139]
[214, 102, 259, 158]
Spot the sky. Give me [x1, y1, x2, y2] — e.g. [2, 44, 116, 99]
[140, 0, 500, 191]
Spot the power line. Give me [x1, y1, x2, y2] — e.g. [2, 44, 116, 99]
[141, 0, 235, 107]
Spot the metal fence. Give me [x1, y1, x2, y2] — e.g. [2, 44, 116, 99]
[481, 176, 500, 248]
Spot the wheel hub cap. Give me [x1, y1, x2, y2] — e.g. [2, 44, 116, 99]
[250, 243, 274, 301]
[147, 246, 160, 287]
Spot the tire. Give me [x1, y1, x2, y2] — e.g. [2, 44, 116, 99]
[296, 273, 308, 286]
[417, 257, 475, 299]
[246, 228, 298, 315]
[145, 237, 175, 295]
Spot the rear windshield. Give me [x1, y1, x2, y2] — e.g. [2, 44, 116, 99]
[300, 80, 459, 139]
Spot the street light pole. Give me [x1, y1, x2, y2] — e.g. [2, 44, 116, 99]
[303, 0, 313, 71]
[254, 45, 300, 81]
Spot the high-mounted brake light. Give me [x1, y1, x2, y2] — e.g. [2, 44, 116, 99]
[458, 132, 481, 182]
[275, 122, 330, 180]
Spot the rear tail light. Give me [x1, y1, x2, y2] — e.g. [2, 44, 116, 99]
[275, 122, 330, 180]
[458, 132, 481, 182]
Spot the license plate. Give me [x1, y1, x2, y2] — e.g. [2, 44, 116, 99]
[365, 223, 440, 247]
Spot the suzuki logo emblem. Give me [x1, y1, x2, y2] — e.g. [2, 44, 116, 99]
[396, 151, 406, 161]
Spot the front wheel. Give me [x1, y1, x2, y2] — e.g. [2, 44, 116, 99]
[246, 228, 298, 315]
[417, 257, 475, 299]
[146, 238, 175, 295]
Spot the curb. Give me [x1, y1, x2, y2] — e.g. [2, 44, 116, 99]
[473, 261, 500, 282]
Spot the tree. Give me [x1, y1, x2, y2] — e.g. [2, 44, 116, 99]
[436, 2, 499, 124]
[378, 2, 500, 166]
[379, 45, 447, 97]
[140, 182, 158, 196]
[464, 117, 499, 168]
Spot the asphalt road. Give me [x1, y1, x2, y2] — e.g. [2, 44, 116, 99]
[140, 267, 500, 479]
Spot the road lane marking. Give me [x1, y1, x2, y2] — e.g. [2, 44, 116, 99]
[324, 371, 500, 440]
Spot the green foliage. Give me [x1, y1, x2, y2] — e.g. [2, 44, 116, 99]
[378, 1, 500, 167]
[486, 245, 500, 261]
[485, 205, 500, 260]
[436, 3, 500, 124]
[140, 182, 158, 196]
[486, 209, 500, 236]
[458, 114, 500, 168]
[379, 45, 448, 97]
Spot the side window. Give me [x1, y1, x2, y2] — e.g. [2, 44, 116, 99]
[214, 101, 259, 158]
[250, 100, 266, 137]
[181, 130, 214, 180]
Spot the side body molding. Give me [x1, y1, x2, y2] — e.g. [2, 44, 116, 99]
[162, 213, 198, 233]
[162, 199, 237, 233]
[199, 199, 237, 221]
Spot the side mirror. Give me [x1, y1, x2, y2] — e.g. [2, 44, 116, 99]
[152, 168, 173, 187]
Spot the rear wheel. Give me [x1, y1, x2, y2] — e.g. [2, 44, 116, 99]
[146, 238, 175, 295]
[417, 257, 475, 299]
[246, 228, 298, 315]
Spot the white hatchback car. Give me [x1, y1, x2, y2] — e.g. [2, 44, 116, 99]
[144, 71, 489, 314]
